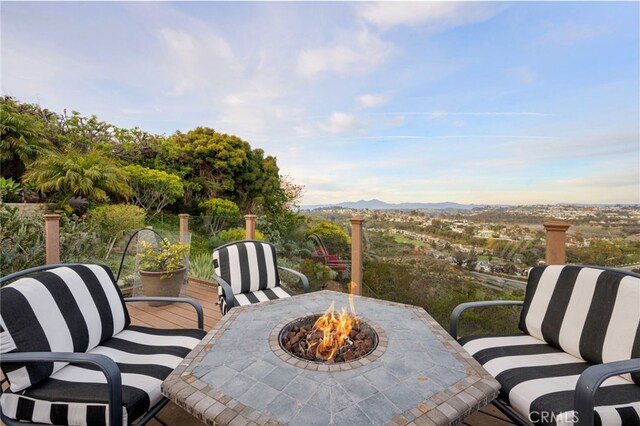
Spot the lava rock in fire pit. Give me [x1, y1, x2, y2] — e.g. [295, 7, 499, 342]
[280, 315, 378, 364]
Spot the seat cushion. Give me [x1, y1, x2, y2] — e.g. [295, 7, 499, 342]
[218, 285, 293, 315]
[519, 266, 640, 385]
[0, 325, 206, 426]
[461, 334, 640, 425]
[0, 265, 130, 392]
[212, 241, 280, 295]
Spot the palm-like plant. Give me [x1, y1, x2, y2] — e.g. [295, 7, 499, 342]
[24, 150, 132, 204]
[0, 99, 53, 179]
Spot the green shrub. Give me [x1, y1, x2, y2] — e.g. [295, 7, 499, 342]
[305, 221, 350, 256]
[207, 228, 265, 250]
[59, 214, 101, 264]
[0, 205, 102, 276]
[0, 177, 21, 202]
[0, 204, 45, 275]
[189, 253, 215, 280]
[295, 258, 337, 292]
[88, 204, 146, 254]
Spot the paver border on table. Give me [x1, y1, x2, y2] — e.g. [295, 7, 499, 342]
[162, 291, 500, 426]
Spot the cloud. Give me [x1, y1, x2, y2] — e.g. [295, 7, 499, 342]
[357, 93, 388, 108]
[296, 30, 393, 78]
[158, 27, 241, 95]
[319, 112, 363, 134]
[357, 2, 499, 31]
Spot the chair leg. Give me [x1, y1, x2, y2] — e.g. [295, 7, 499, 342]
[133, 398, 170, 425]
[491, 399, 530, 426]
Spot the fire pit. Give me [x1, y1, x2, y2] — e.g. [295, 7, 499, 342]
[162, 291, 499, 425]
[279, 313, 378, 363]
[279, 300, 380, 364]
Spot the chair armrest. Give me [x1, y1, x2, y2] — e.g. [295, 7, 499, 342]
[574, 358, 640, 426]
[125, 297, 204, 330]
[211, 274, 236, 309]
[450, 300, 524, 339]
[0, 352, 123, 426]
[278, 266, 310, 293]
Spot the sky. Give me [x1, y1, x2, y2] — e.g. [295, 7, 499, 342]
[1, 1, 639, 206]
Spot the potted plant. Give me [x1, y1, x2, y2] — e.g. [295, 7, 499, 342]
[137, 240, 190, 306]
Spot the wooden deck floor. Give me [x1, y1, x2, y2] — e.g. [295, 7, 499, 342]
[129, 282, 513, 426]
[127, 281, 221, 330]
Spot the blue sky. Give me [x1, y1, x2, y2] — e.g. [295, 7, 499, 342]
[2, 2, 638, 205]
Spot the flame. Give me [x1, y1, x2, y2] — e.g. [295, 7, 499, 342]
[309, 296, 358, 361]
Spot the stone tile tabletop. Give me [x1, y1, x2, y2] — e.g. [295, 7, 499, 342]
[162, 290, 499, 425]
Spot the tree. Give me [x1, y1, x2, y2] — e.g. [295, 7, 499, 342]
[169, 127, 249, 200]
[199, 198, 240, 236]
[0, 97, 52, 180]
[57, 110, 115, 153]
[123, 164, 184, 217]
[24, 150, 131, 206]
[232, 148, 284, 214]
[280, 174, 305, 210]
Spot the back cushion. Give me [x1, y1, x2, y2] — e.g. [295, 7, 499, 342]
[213, 241, 280, 295]
[520, 265, 640, 383]
[0, 264, 130, 392]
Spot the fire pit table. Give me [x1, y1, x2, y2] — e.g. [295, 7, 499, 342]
[162, 291, 499, 425]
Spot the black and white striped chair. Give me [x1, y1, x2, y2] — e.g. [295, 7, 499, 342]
[0, 264, 206, 426]
[212, 240, 309, 315]
[451, 265, 640, 426]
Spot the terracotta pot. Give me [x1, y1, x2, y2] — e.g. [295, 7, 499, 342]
[139, 267, 185, 306]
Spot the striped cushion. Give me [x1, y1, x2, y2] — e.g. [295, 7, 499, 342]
[519, 266, 640, 383]
[212, 241, 280, 295]
[0, 325, 206, 426]
[462, 334, 640, 425]
[0, 265, 130, 392]
[218, 285, 293, 315]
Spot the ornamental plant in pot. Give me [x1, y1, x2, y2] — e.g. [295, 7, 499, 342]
[137, 240, 190, 306]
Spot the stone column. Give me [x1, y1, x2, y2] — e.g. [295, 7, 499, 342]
[350, 218, 365, 296]
[179, 214, 190, 245]
[44, 213, 61, 264]
[245, 214, 257, 240]
[543, 220, 571, 265]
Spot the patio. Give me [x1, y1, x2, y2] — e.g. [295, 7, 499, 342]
[132, 282, 513, 426]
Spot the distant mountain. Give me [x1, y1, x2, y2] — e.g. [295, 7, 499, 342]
[301, 199, 487, 211]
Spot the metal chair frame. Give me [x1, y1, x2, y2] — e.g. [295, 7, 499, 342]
[213, 240, 310, 311]
[449, 266, 640, 426]
[0, 263, 204, 426]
